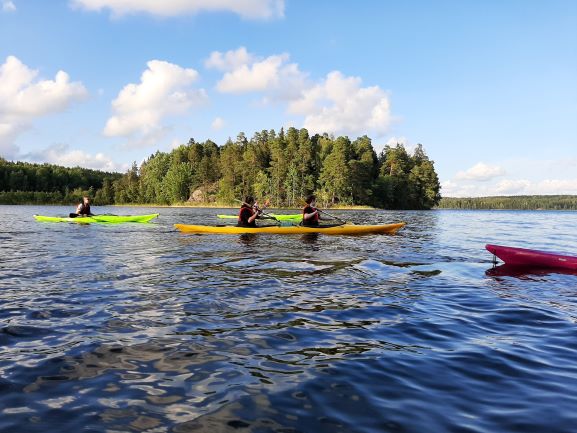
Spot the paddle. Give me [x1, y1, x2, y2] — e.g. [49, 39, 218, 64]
[235, 199, 282, 225]
[301, 200, 348, 225]
[69, 213, 96, 218]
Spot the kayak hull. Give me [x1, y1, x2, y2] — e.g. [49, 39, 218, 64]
[486, 244, 577, 271]
[34, 214, 159, 223]
[175, 222, 406, 235]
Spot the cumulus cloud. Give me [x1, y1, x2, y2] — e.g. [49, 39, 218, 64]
[205, 47, 255, 71]
[289, 71, 393, 137]
[454, 162, 506, 182]
[0, 56, 88, 158]
[376, 136, 418, 154]
[208, 47, 393, 138]
[209, 48, 307, 99]
[496, 179, 577, 195]
[442, 177, 577, 197]
[103, 59, 207, 146]
[211, 117, 225, 130]
[2, 1, 16, 12]
[70, 0, 285, 20]
[24, 143, 122, 172]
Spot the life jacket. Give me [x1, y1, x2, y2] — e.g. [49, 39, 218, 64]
[302, 205, 319, 226]
[78, 202, 91, 215]
[238, 204, 256, 227]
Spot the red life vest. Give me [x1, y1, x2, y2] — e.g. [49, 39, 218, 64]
[302, 205, 319, 226]
[238, 205, 256, 227]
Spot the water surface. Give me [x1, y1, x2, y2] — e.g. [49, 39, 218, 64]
[1, 206, 577, 432]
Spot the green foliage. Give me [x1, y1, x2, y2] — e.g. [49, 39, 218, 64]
[438, 196, 577, 210]
[0, 158, 121, 204]
[372, 142, 441, 209]
[0, 130, 442, 209]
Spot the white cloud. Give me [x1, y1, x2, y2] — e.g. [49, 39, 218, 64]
[0, 56, 88, 158]
[289, 71, 393, 137]
[2, 1, 16, 12]
[455, 162, 506, 181]
[376, 136, 418, 154]
[494, 179, 531, 195]
[2, 1, 15, 12]
[71, 0, 285, 20]
[212, 50, 307, 98]
[205, 47, 255, 71]
[442, 177, 577, 197]
[217, 54, 287, 93]
[521, 179, 577, 195]
[103, 60, 207, 145]
[211, 117, 225, 130]
[385, 136, 409, 147]
[24, 143, 122, 172]
[209, 48, 393, 138]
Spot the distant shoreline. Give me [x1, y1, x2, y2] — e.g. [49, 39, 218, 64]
[437, 195, 577, 211]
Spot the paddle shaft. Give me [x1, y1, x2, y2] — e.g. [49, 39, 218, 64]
[235, 199, 280, 223]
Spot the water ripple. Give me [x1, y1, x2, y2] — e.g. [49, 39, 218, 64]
[1, 206, 577, 432]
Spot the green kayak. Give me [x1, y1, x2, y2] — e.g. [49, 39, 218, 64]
[34, 213, 159, 223]
[217, 213, 302, 222]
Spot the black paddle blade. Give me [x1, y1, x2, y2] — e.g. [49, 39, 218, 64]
[69, 213, 78, 218]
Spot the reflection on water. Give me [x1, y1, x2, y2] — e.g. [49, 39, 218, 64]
[486, 264, 577, 278]
[300, 233, 320, 245]
[1, 206, 577, 432]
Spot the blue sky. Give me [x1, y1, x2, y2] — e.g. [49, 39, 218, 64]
[1, 0, 576, 197]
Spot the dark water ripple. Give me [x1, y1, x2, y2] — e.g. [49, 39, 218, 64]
[1, 206, 577, 432]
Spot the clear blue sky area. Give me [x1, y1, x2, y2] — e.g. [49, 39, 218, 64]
[1, 0, 576, 196]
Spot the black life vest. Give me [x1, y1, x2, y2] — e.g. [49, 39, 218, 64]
[78, 203, 91, 215]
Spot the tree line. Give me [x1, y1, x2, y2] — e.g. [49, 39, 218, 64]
[0, 127, 442, 209]
[437, 196, 577, 211]
[0, 158, 121, 205]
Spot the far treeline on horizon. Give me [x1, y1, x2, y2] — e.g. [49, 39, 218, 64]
[1, 126, 576, 211]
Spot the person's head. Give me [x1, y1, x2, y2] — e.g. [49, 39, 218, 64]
[244, 195, 255, 206]
[82, 196, 90, 204]
[305, 194, 316, 205]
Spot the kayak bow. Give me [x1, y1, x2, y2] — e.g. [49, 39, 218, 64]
[175, 222, 405, 235]
[486, 244, 577, 271]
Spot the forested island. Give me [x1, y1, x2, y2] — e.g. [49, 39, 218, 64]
[438, 196, 577, 211]
[0, 127, 441, 209]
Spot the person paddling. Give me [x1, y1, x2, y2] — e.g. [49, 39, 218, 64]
[73, 196, 94, 217]
[302, 194, 322, 227]
[238, 195, 261, 227]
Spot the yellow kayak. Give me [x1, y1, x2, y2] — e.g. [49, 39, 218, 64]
[174, 222, 406, 235]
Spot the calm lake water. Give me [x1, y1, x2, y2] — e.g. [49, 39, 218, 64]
[1, 205, 577, 433]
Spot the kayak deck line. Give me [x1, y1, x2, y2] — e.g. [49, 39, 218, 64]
[174, 222, 406, 235]
[33, 213, 159, 224]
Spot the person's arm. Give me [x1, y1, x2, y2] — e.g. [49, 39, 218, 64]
[248, 211, 259, 223]
[75, 204, 82, 214]
[303, 208, 318, 220]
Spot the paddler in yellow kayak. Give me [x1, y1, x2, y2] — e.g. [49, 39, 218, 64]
[237, 196, 263, 227]
[302, 194, 323, 227]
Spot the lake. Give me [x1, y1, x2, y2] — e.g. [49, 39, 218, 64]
[1, 205, 577, 432]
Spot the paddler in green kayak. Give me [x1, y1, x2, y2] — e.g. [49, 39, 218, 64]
[73, 196, 94, 217]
